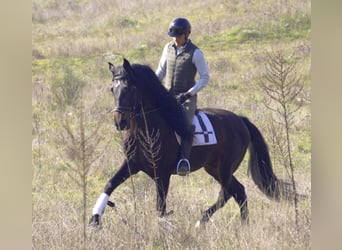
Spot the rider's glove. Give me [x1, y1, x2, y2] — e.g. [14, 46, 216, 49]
[176, 92, 192, 104]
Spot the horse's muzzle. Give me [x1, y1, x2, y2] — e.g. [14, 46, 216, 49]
[113, 111, 130, 131]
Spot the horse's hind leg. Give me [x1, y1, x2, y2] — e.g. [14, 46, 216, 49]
[199, 166, 232, 223]
[200, 166, 248, 224]
[200, 186, 232, 224]
[230, 176, 249, 223]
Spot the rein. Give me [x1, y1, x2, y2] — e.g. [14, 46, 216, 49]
[133, 107, 160, 118]
[110, 105, 160, 118]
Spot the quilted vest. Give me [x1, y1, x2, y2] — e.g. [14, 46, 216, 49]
[165, 40, 197, 95]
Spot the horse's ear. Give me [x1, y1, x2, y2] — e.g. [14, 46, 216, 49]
[123, 58, 132, 73]
[108, 62, 115, 72]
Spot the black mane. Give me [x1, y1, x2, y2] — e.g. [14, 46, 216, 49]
[129, 63, 193, 141]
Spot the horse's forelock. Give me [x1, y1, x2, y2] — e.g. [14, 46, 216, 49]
[113, 65, 128, 80]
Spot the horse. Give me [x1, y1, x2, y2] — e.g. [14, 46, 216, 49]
[89, 58, 289, 227]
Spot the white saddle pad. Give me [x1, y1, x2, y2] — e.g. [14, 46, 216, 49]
[176, 111, 217, 146]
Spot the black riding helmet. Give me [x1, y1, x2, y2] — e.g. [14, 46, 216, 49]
[168, 18, 191, 37]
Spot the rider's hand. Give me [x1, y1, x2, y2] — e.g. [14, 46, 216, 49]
[176, 92, 191, 104]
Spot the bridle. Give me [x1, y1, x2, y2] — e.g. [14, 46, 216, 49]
[111, 76, 160, 119]
[111, 99, 160, 119]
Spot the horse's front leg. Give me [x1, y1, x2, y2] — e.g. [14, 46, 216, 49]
[155, 175, 172, 217]
[89, 160, 138, 227]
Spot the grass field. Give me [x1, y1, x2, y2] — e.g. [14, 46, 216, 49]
[32, 0, 311, 249]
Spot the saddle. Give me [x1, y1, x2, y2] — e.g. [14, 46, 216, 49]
[176, 110, 217, 146]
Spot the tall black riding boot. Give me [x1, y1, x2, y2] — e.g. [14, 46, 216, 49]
[177, 125, 195, 176]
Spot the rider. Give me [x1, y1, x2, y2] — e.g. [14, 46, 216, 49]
[156, 17, 210, 176]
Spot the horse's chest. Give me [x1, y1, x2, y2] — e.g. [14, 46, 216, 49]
[124, 137, 162, 168]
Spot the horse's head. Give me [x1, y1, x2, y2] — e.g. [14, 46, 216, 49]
[109, 59, 139, 131]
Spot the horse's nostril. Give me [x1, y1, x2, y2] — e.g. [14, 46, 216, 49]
[114, 119, 129, 131]
[120, 120, 129, 130]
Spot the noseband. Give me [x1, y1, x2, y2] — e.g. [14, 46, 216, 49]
[112, 105, 134, 114]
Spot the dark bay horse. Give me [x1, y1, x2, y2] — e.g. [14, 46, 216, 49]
[89, 59, 288, 227]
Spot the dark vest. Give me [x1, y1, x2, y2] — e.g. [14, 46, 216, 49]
[165, 40, 198, 95]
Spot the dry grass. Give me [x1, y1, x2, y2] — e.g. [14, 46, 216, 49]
[33, 167, 311, 249]
[32, 0, 311, 249]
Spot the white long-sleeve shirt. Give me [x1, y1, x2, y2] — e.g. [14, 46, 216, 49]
[155, 41, 210, 96]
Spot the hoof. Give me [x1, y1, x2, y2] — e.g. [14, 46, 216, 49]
[89, 214, 101, 228]
[165, 210, 174, 216]
[195, 220, 207, 229]
[159, 210, 174, 217]
[195, 213, 212, 229]
[241, 217, 250, 226]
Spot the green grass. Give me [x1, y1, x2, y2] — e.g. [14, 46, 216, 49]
[199, 12, 310, 52]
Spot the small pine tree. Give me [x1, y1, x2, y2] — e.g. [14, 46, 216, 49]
[259, 49, 305, 231]
[51, 65, 108, 245]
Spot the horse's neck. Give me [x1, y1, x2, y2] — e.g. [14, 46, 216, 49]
[135, 109, 163, 130]
[131, 101, 163, 132]
[122, 107, 164, 158]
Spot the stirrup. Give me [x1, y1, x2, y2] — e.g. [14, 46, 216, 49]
[177, 158, 190, 176]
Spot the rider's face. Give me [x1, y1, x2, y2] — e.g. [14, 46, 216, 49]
[173, 34, 186, 48]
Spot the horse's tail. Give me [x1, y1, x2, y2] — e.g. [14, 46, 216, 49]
[241, 116, 290, 200]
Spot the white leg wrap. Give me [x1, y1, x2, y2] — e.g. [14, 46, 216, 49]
[92, 193, 109, 215]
